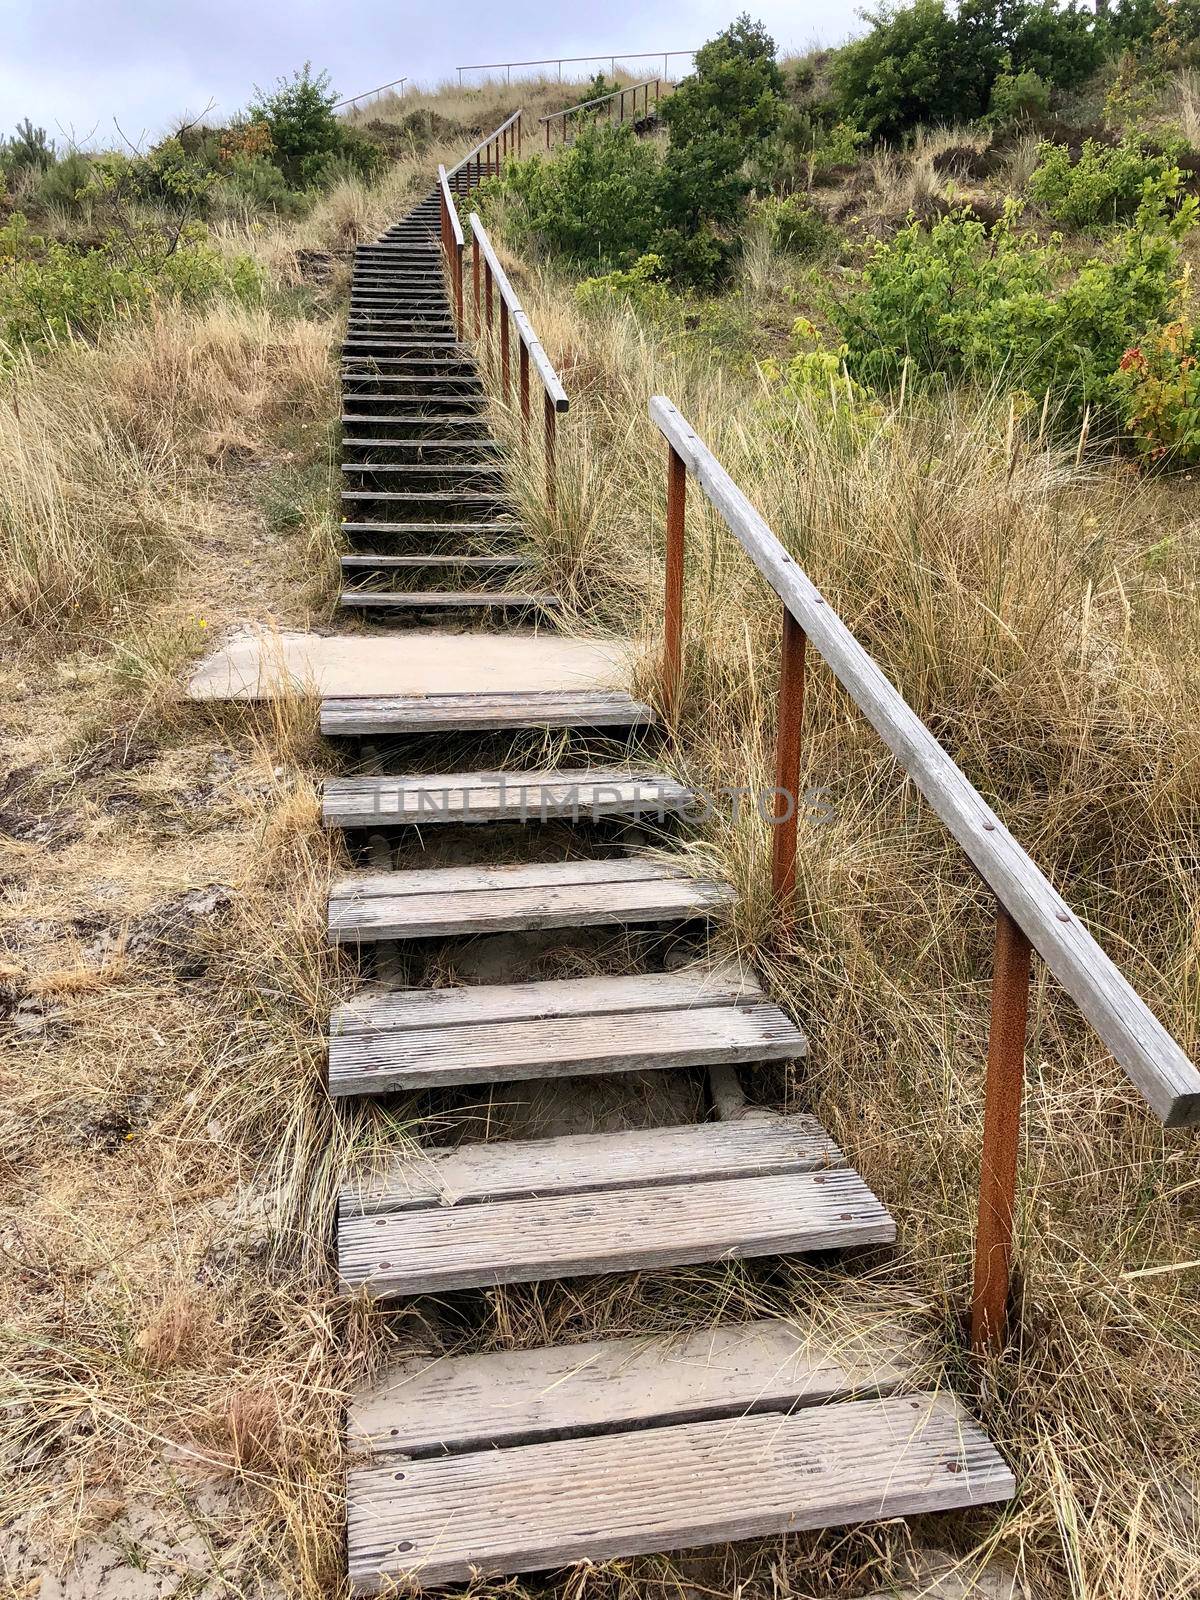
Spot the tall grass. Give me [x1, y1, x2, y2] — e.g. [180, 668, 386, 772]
[479, 245, 1200, 1595]
[0, 303, 333, 637]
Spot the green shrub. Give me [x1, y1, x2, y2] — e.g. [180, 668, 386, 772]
[216, 156, 308, 218]
[0, 225, 260, 350]
[1114, 315, 1200, 461]
[249, 64, 358, 188]
[832, 0, 1105, 141]
[491, 122, 661, 269]
[1028, 138, 1178, 228]
[31, 151, 95, 216]
[758, 194, 836, 256]
[834, 183, 1197, 421]
[2, 119, 55, 172]
[987, 63, 1051, 125]
[663, 14, 784, 150]
[575, 253, 673, 315]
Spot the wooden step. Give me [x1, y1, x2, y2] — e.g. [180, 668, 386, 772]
[320, 688, 652, 736]
[339, 1155, 892, 1299]
[327, 856, 733, 944]
[345, 1392, 1012, 1591]
[338, 588, 556, 612]
[337, 520, 517, 539]
[339, 553, 526, 570]
[322, 767, 691, 827]
[349, 1314, 915, 1459]
[328, 965, 805, 1094]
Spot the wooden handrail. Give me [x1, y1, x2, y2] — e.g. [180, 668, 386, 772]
[649, 393, 1200, 1347]
[538, 78, 663, 147]
[447, 109, 523, 179]
[437, 165, 465, 332]
[470, 213, 567, 503]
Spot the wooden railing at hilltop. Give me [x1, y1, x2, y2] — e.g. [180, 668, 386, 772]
[649, 396, 1200, 1353]
[437, 115, 569, 505]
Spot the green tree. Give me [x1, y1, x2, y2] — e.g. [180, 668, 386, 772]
[3, 118, 56, 171]
[249, 63, 342, 186]
[663, 13, 784, 150]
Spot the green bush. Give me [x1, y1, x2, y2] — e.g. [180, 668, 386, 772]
[986, 63, 1051, 125]
[31, 151, 95, 216]
[491, 122, 661, 269]
[216, 155, 308, 218]
[2, 119, 55, 172]
[1028, 138, 1179, 228]
[831, 0, 1105, 141]
[834, 182, 1198, 421]
[0, 223, 261, 350]
[1114, 315, 1200, 462]
[757, 194, 836, 256]
[663, 13, 784, 150]
[575, 253, 673, 315]
[248, 64, 380, 189]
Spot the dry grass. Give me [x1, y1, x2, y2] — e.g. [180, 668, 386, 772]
[473, 247, 1200, 1596]
[6, 74, 1200, 1600]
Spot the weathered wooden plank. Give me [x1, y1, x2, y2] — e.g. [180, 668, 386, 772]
[329, 998, 806, 1094]
[349, 1316, 917, 1459]
[338, 590, 557, 611]
[338, 1167, 893, 1296]
[322, 769, 692, 826]
[320, 690, 655, 735]
[346, 1393, 1013, 1590]
[650, 395, 1200, 1128]
[328, 874, 732, 943]
[333, 966, 763, 1034]
[333, 856, 693, 899]
[339, 1115, 837, 1216]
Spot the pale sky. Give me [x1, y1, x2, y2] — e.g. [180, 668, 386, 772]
[2, 2, 863, 149]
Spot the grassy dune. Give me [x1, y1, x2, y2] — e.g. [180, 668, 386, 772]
[2, 66, 1199, 1600]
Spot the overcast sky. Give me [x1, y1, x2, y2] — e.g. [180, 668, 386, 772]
[3, 1, 864, 148]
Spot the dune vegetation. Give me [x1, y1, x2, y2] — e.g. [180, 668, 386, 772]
[3, 10, 1200, 1598]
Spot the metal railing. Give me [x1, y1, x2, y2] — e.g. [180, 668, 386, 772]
[446, 108, 523, 193]
[539, 78, 664, 148]
[335, 75, 407, 110]
[470, 214, 568, 506]
[649, 394, 1200, 1355]
[456, 50, 695, 86]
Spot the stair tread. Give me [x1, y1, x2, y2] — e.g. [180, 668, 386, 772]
[323, 766, 691, 825]
[349, 1314, 918, 1459]
[338, 588, 556, 609]
[320, 688, 652, 736]
[346, 1392, 1012, 1591]
[326, 855, 732, 943]
[338, 1164, 892, 1297]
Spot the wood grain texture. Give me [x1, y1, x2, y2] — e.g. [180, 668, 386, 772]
[328, 998, 806, 1094]
[349, 1316, 918, 1458]
[320, 690, 654, 735]
[346, 1393, 1014, 1590]
[338, 590, 557, 610]
[328, 858, 732, 943]
[333, 967, 764, 1035]
[650, 395, 1200, 1127]
[338, 1167, 893, 1296]
[322, 769, 692, 827]
[339, 1115, 842, 1218]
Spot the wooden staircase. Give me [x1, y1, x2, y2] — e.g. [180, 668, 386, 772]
[326, 160, 1014, 1594]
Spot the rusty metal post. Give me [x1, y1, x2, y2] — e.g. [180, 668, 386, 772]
[519, 342, 531, 441]
[663, 443, 686, 719]
[770, 608, 807, 904]
[499, 299, 510, 399]
[544, 390, 557, 512]
[485, 259, 493, 332]
[454, 241, 464, 333]
[970, 905, 1033, 1354]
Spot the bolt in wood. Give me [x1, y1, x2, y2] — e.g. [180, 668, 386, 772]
[770, 608, 807, 905]
[970, 904, 1033, 1353]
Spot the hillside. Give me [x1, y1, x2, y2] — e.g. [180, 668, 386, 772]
[3, 14, 1200, 1600]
